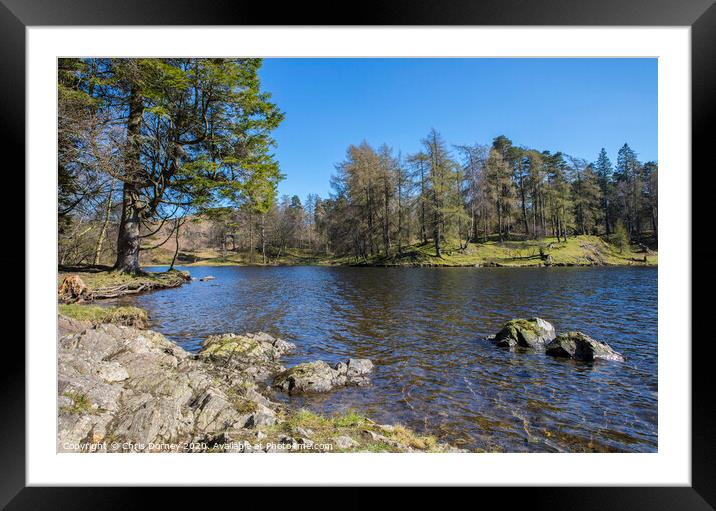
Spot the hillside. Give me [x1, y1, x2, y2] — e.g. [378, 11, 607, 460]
[139, 219, 657, 268]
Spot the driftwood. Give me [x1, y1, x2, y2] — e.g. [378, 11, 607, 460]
[91, 275, 189, 299]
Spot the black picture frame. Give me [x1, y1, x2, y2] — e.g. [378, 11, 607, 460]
[4, 0, 712, 507]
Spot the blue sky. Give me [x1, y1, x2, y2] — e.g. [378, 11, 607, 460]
[258, 58, 657, 200]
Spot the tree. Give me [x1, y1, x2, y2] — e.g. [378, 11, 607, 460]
[394, 153, 409, 255]
[377, 145, 397, 256]
[513, 148, 531, 236]
[615, 143, 643, 240]
[456, 144, 490, 243]
[423, 129, 459, 257]
[407, 151, 430, 244]
[62, 58, 284, 273]
[543, 151, 572, 241]
[641, 161, 658, 241]
[484, 148, 512, 242]
[569, 157, 602, 235]
[524, 150, 546, 238]
[594, 148, 614, 235]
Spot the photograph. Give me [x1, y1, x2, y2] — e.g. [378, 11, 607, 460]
[56, 56, 659, 455]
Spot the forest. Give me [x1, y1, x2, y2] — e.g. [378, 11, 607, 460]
[58, 58, 658, 269]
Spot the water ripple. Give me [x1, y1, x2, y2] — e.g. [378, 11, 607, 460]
[115, 265, 657, 453]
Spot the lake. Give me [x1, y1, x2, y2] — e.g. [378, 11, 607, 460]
[117, 266, 657, 452]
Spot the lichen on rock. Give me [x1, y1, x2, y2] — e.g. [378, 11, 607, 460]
[493, 317, 556, 349]
[57, 319, 283, 452]
[545, 331, 625, 362]
[273, 358, 374, 394]
[198, 332, 296, 382]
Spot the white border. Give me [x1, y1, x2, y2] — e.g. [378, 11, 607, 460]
[27, 27, 691, 486]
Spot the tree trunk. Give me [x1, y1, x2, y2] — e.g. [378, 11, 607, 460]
[420, 169, 427, 244]
[93, 176, 115, 265]
[114, 183, 142, 273]
[434, 220, 442, 258]
[169, 218, 181, 270]
[261, 214, 267, 264]
[249, 211, 254, 263]
[114, 82, 144, 274]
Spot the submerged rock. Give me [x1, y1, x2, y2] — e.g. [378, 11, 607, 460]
[273, 358, 374, 394]
[493, 317, 556, 349]
[545, 331, 625, 362]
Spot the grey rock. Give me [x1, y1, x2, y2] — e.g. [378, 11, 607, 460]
[272, 358, 374, 394]
[346, 358, 374, 377]
[198, 332, 295, 382]
[57, 319, 283, 453]
[294, 427, 314, 438]
[493, 317, 556, 349]
[334, 435, 359, 449]
[545, 331, 625, 362]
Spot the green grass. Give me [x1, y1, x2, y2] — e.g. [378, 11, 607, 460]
[148, 247, 328, 267]
[223, 408, 444, 453]
[142, 235, 656, 268]
[60, 391, 96, 415]
[345, 235, 657, 267]
[64, 269, 189, 290]
[58, 303, 149, 327]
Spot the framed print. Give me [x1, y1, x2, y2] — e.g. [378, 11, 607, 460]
[5, 0, 714, 506]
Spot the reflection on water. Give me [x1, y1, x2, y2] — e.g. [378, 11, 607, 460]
[116, 266, 657, 452]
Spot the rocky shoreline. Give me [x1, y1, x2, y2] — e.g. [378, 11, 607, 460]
[58, 314, 462, 453]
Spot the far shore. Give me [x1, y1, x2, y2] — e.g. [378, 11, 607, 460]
[140, 235, 657, 270]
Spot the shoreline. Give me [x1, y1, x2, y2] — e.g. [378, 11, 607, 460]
[168, 260, 657, 268]
[57, 311, 464, 453]
[143, 235, 657, 269]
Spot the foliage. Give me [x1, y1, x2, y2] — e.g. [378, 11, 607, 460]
[58, 58, 284, 272]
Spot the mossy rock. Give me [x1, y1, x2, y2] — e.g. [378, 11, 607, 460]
[200, 334, 263, 358]
[273, 358, 374, 395]
[545, 331, 624, 362]
[273, 361, 338, 394]
[493, 317, 556, 349]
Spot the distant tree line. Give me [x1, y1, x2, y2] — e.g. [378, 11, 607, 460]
[273, 131, 655, 259]
[203, 130, 657, 262]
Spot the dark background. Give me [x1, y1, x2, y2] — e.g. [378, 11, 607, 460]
[3, 0, 713, 508]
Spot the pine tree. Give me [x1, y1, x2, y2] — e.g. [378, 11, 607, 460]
[594, 148, 614, 235]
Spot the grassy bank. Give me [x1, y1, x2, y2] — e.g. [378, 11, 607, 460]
[59, 303, 149, 328]
[142, 247, 325, 267]
[350, 235, 657, 267]
[57, 268, 190, 302]
[221, 407, 451, 453]
[142, 235, 657, 268]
